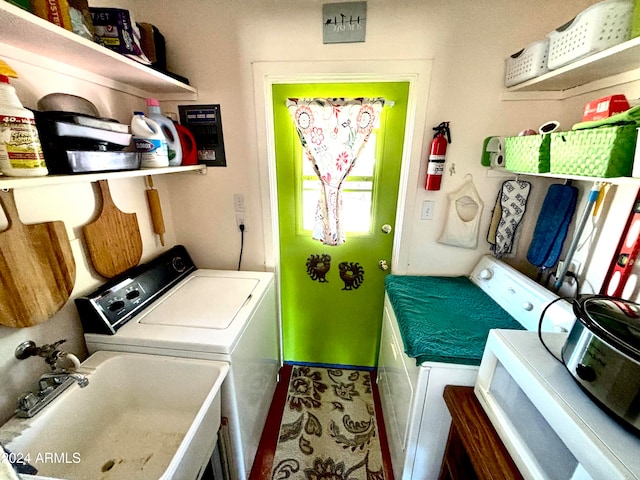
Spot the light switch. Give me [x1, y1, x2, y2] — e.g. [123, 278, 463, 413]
[234, 193, 246, 212]
[421, 200, 435, 220]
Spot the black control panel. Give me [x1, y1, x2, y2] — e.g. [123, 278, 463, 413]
[75, 245, 196, 334]
[178, 104, 226, 167]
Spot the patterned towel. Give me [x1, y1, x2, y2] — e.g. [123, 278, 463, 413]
[488, 180, 531, 256]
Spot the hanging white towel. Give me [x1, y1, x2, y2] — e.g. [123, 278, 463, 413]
[438, 179, 483, 249]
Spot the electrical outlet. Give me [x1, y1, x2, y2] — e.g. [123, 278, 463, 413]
[558, 260, 581, 275]
[234, 193, 246, 212]
[569, 260, 581, 275]
[236, 214, 247, 231]
[421, 200, 435, 220]
[556, 260, 581, 286]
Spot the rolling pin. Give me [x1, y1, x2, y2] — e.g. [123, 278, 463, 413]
[146, 176, 165, 245]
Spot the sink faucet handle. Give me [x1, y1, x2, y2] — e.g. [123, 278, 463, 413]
[42, 339, 68, 355]
[17, 392, 39, 412]
[15, 339, 68, 368]
[15, 340, 40, 359]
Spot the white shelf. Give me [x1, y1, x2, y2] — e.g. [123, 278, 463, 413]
[0, 2, 197, 100]
[522, 172, 640, 185]
[499, 35, 640, 185]
[0, 165, 207, 189]
[488, 167, 640, 186]
[504, 36, 640, 100]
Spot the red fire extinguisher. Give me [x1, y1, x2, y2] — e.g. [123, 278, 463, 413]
[425, 122, 451, 191]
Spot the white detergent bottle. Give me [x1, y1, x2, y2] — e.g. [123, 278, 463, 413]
[0, 75, 48, 176]
[131, 111, 169, 168]
[146, 98, 182, 166]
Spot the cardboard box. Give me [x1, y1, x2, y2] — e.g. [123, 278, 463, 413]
[582, 94, 630, 122]
[29, 0, 94, 40]
[89, 8, 146, 59]
[137, 22, 166, 69]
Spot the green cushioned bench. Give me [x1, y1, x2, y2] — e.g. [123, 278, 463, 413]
[384, 275, 525, 366]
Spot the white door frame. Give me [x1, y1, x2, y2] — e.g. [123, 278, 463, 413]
[252, 60, 433, 277]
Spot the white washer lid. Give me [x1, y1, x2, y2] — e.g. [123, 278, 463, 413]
[139, 275, 259, 329]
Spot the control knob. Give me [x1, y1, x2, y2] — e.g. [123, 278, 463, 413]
[108, 300, 125, 312]
[479, 268, 493, 280]
[172, 256, 186, 273]
[126, 290, 140, 300]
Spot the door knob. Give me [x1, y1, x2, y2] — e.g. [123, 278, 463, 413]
[379, 260, 389, 271]
[381, 224, 392, 234]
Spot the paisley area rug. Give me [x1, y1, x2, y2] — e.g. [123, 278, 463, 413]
[270, 366, 387, 480]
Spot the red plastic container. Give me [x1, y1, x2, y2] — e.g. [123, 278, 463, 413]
[175, 123, 197, 165]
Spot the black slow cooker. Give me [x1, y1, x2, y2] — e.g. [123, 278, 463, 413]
[562, 295, 640, 433]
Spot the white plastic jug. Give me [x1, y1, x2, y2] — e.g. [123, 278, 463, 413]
[131, 112, 169, 168]
[0, 75, 48, 176]
[146, 98, 182, 166]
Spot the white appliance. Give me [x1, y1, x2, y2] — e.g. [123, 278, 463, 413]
[476, 329, 640, 479]
[376, 255, 575, 480]
[76, 246, 280, 480]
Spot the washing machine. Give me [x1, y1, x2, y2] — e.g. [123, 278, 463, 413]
[76, 245, 280, 480]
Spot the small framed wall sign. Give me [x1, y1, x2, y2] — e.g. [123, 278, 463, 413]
[323, 2, 367, 44]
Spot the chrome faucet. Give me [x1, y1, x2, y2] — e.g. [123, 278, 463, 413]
[14, 339, 89, 418]
[39, 371, 89, 390]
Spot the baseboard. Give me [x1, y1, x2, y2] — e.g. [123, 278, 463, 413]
[283, 360, 376, 371]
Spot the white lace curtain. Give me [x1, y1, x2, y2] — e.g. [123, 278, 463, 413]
[286, 97, 384, 246]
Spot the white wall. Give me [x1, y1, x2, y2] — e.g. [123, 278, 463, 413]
[2, 0, 637, 424]
[120, 0, 616, 279]
[125, 0, 638, 295]
[551, 79, 640, 299]
[0, 57, 173, 423]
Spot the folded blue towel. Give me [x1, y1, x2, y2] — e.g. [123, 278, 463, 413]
[527, 184, 578, 269]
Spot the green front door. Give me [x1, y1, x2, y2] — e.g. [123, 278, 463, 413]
[273, 82, 409, 367]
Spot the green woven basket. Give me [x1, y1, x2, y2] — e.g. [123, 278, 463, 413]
[632, 0, 640, 38]
[505, 134, 551, 173]
[550, 125, 638, 178]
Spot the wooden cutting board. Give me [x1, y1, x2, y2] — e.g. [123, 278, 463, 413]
[83, 180, 143, 278]
[0, 190, 76, 328]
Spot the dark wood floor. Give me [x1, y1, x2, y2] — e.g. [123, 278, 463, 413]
[248, 364, 395, 479]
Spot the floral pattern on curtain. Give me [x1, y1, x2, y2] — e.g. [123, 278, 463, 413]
[286, 97, 384, 246]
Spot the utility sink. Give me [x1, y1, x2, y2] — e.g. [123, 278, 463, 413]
[0, 351, 229, 480]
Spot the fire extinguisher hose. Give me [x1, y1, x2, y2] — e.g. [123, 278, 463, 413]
[434, 122, 451, 143]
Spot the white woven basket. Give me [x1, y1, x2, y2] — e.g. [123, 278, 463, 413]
[547, 0, 633, 70]
[504, 39, 550, 87]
